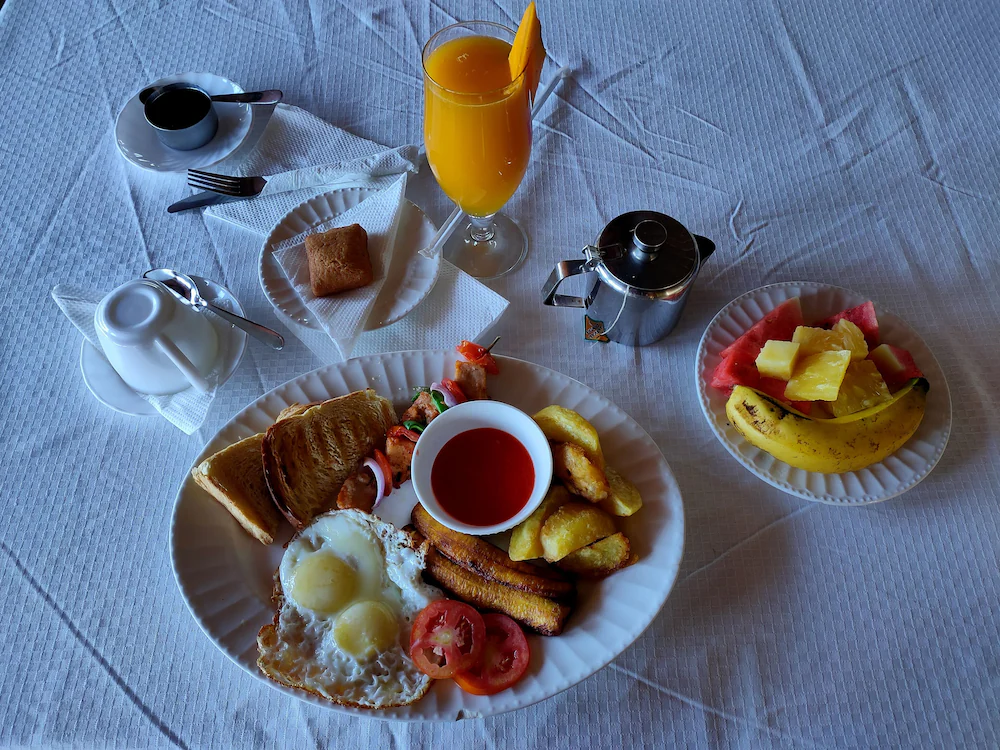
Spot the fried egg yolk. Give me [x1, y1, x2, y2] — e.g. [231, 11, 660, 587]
[290, 552, 357, 615]
[333, 601, 399, 657]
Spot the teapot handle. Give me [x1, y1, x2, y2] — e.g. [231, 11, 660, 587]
[541, 259, 588, 308]
[154, 335, 211, 393]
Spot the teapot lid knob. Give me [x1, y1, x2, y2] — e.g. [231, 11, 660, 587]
[633, 219, 668, 256]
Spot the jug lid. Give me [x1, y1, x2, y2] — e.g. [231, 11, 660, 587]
[594, 211, 699, 296]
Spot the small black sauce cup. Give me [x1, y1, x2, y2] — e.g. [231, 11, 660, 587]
[142, 83, 219, 151]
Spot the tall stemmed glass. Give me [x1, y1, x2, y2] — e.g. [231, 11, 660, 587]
[422, 21, 533, 279]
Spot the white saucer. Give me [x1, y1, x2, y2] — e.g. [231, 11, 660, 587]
[80, 276, 248, 416]
[115, 72, 254, 172]
[259, 187, 440, 332]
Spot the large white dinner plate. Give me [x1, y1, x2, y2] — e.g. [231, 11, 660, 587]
[696, 282, 952, 505]
[171, 350, 685, 720]
[259, 187, 440, 333]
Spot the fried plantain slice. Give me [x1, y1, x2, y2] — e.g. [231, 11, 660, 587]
[411, 504, 575, 600]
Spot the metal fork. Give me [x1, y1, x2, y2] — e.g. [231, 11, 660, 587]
[187, 169, 267, 197]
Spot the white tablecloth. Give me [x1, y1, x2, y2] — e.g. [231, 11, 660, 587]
[2, 0, 997, 746]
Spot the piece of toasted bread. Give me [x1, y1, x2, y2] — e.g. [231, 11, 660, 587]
[190, 404, 314, 545]
[276, 402, 316, 422]
[262, 389, 396, 530]
[411, 504, 575, 600]
[191, 434, 280, 545]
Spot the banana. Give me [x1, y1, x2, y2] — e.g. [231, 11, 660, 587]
[726, 379, 928, 473]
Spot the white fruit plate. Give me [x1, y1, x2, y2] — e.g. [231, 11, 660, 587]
[172, 350, 684, 720]
[695, 282, 952, 505]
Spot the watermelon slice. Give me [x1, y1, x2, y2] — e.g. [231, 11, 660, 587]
[817, 301, 879, 349]
[757, 377, 813, 415]
[711, 344, 760, 392]
[868, 343, 922, 391]
[720, 298, 804, 359]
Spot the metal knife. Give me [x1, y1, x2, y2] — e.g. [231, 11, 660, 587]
[167, 191, 249, 214]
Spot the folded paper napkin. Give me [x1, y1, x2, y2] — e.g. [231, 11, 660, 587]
[204, 104, 508, 363]
[272, 261, 508, 363]
[272, 175, 408, 360]
[51, 284, 239, 434]
[206, 104, 420, 235]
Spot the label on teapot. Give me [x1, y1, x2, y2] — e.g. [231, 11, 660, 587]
[584, 315, 610, 343]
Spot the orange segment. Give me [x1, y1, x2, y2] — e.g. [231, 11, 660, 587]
[509, 2, 545, 99]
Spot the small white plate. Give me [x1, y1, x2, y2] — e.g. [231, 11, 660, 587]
[80, 276, 248, 415]
[171, 350, 685, 720]
[115, 72, 254, 172]
[259, 187, 440, 332]
[695, 281, 952, 505]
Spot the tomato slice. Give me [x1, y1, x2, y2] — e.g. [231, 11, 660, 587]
[440, 378, 468, 404]
[453, 614, 530, 695]
[457, 340, 499, 375]
[373, 449, 394, 493]
[410, 601, 485, 679]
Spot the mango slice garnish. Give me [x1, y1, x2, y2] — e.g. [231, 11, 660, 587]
[509, 2, 545, 100]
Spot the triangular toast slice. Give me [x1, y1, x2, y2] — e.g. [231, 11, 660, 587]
[192, 433, 280, 544]
[190, 402, 317, 545]
[262, 389, 396, 530]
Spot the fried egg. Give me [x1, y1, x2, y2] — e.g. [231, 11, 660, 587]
[257, 510, 441, 708]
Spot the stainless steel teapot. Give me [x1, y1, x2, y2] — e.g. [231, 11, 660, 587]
[541, 211, 715, 346]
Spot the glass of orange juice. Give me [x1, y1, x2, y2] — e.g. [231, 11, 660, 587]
[423, 21, 533, 279]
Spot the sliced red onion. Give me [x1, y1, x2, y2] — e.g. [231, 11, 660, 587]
[430, 381, 457, 409]
[363, 457, 387, 509]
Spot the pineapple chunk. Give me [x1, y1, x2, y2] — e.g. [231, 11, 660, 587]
[832, 319, 868, 361]
[828, 360, 891, 417]
[792, 320, 868, 361]
[784, 350, 852, 401]
[792, 326, 839, 354]
[755, 340, 801, 380]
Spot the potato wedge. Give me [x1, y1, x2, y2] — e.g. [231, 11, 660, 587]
[552, 442, 610, 502]
[557, 532, 633, 578]
[508, 485, 571, 561]
[598, 467, 643, 517]
[534, 406, 605, 469]
[540, 502, 616, 562]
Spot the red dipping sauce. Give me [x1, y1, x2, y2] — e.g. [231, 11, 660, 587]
[431, 427, 535, 527]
